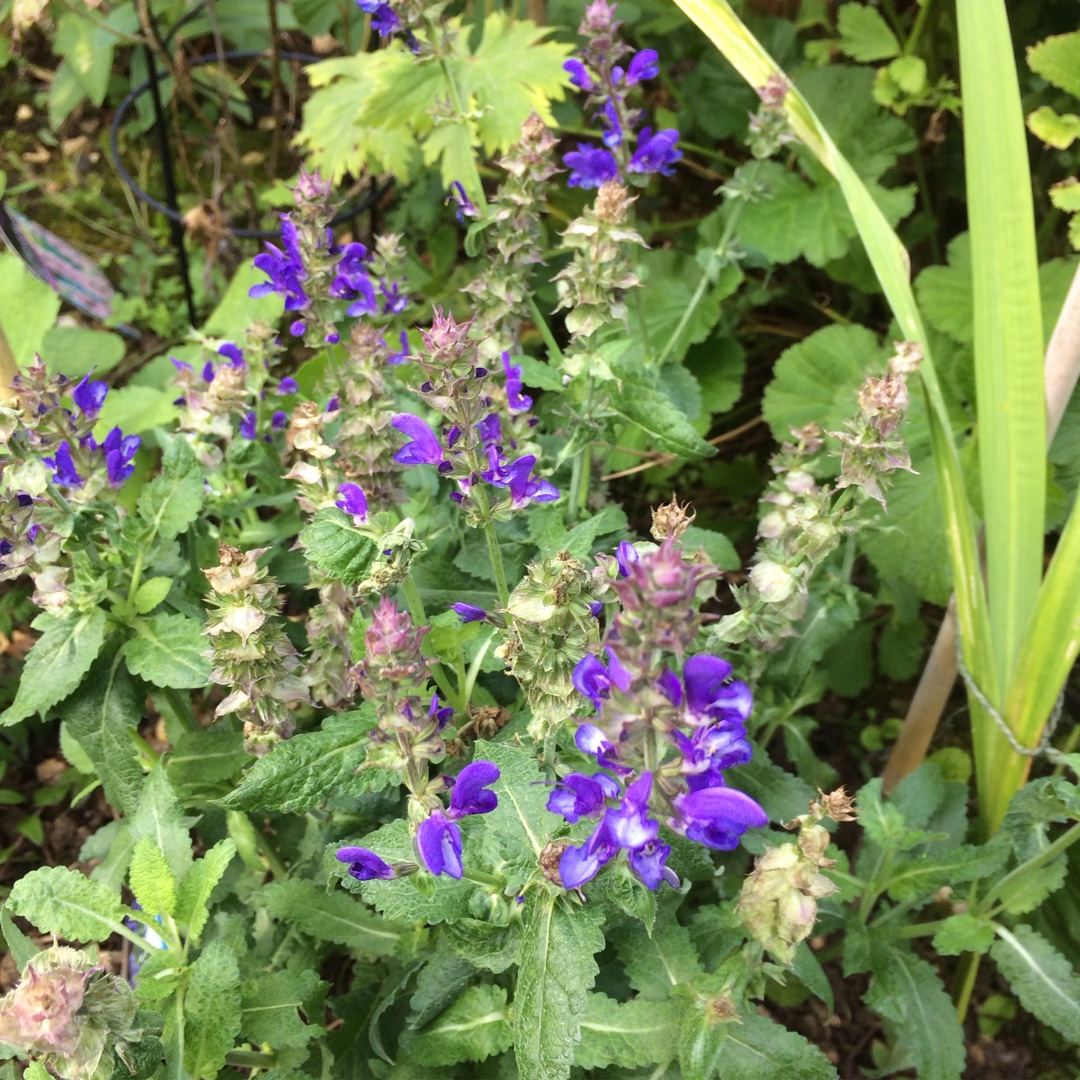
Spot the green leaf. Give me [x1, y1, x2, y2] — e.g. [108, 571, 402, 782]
[610, 367, 718, 461]
[184, 939, 242, 1079]
[133, 577, 174, 615]
[1, 903, 37, 972]
[994, 855, 1068, 915]
[865, 948, 965, 1080]
[175, 839, 237, 945]
[408, 943, 476, 1028]
[1027, 31, 1080, 98]
[40, 325, 126, 379]
[915, 233, 973, 343]
[217, 711, 383, 813]
[575, 994, 680, 1070]
[680, 526, 740, 570]
[168, 729, 247, 791]
[991, 924, 1080, 1042]
[528, 504, 629, 561]
[728, 746, 816, 825]
[513, 890, 604, 1080]
[613, 910, 704, 1002]
[8, 865, 126, 942]
[300, 508, 379, 584]
[94, 385, 178, 437]
[54, 12, 112, 104]
[130, 765, 195, 881]
[836, 3, 900, 61]
[122, 613, 211, 689]
[1050, 179, 1080, 213]
[241, 969, 323, 1049]
[932, 913, 996, 956]
[202, 261, 292, 337]
[402, 984, 514, 1067]
[719, 1011, 838, 1080]
[1028, 105, 1080, 150]
[0, 253, 60, 366]
[64, 650, 145, 815]
[261, 879, 407, 956]
[1, 608, 109, 726]
[442, 918, 522, 974]
[129, 837, 177, 918]
[136, 437, 205, 541]
[885, 842, 1008, 901]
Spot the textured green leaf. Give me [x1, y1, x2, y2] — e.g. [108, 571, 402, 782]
[261, 878, 407, 955]
[441, 918, 522, 974]
[241, 969, 323, 1049]
[610, 368, 718, 461]
[865, 948, 965, 1080]
[994, 855, 1069, 915]
[728, 746, 815, 825]
[575, 994, 680, 1070]
[1, 903, 37, 972]
[408, 944, 476, 1029]
[836, 3, 900, 61]
[680, 526, 740, 570]
[932, 913, 996, 956]
[136, 437, 205, 541]
[403, 984, 514, 1067]
[1028, 105, 1080, 150]
[40, 325, 125, 379]
[0, 252, 60, 366]
[130, 765, 195, 880]
[916, 233, 974, 344]
[132, 576, 173, 615]
[217, 711, 383, 813]
[886, 842, 1008, 901]
[184, 939, 242, 1079]
[856, 778, 934, 854]
[991, 924, 1080, 1041]
[1027, 31, 1080, 97]
[95, 385, 177, 437]
[175, 839, 237, 945]
[613, 910, 704, 1002]
[123, 613, 211, 689]
[720, 1011, 838, 1080]
[8, 865, 127, 942]
[514, 891, 604, 1080]
[300, 508, 379, 584]
[1, 608, 108, 726]
[129, 837, 177, 918]
[64, 650, 145, 815]
[168, 729, 246, 791]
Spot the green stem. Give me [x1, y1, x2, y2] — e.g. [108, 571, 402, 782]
[162, 687, 199, 734]
[127, 549, 147, 604]
[483, 519, 511, 608]
[462, 632, 495, 709]
[902, 0, 934, 55]
[225, 1051, 278, 1068]
[249, 816, 289, 880]
[462, 866, 504, 888]
[527, 296, 565, 366]
[402, 574, 461, 708]
[953, 950, 981, 1023]
[540, 729, 557, 779]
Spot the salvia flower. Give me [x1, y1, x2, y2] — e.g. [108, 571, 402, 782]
[452, 602, 488, 623]
[391, 413, 445, 466]
[446, 180, 479, 224]
[624, 48, 659, 84]
[501, 352, 533, 413]
[628, 127, 682, 176]
[336, 846, 399, 881]
[71, 372, 107, 419]
[414, 760, 500, 877]
[564, 58, 594, 90]
[335, 482, 369, 522]
[564, 144, 619, 189]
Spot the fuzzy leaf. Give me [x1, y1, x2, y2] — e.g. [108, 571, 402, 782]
[991, 924, 1080, 1042]
[403, 984, 514, 1067]
[837, 4, 900, 61]
[1, 608, 108, 726]
[175, 839, 237, 945]
[575, 994, 680, 1070]
[610, 368, 718, 461]
[857, 778, 935, 854]
[122, 613, 211, 689]
[241, 969, 324, 1049]
[261, 878, 407, 955]
[514, 890, 604, 1080]
[137, 437, 205, 541]
[64, 650, 145, 815]
[168, 729, 247, 791]
[300, 508, 379, 584]
[129, 837, 177, 918]
[217, 711, 383, 813]
[184, 939, 242, 1079]
[719, 1011, 838, 1080]
[130, 765, 195, 880]
[133, 576, 173, 615]
[442, 918, 522, 974]
[613, 911, 704, 1002]
[1, 904, 36, 973]
[885, 842, 1008, 901]
[994, 854, 1069, 915]
[408, 945, 476, 1029]
[915, 233, 974, 343]
[8, 865, 126, 942]
[932, 913, 996, 956]
[865, 948, 965, 1080]
[1027, 32, 1080, 98]
[728, 746, 815, 825]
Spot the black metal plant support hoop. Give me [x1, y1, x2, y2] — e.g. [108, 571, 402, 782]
[109, 30, 388, 327]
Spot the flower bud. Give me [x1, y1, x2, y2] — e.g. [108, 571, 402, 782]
[749, 560, 796, 604]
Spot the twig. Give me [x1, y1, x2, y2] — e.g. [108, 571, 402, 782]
[883, 262, 1080, 792]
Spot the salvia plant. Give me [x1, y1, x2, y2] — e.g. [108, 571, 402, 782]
[3, 1, 1080, 1079]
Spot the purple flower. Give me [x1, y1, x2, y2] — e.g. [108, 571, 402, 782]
[101, 428, 141, 487]
[251, 216, 308, 310]
[683, 654, 753, 725]
[428, 693, 454, 729]
[44, 441, 83, 488]
[290, 320, 306, 337]
[202, 361, 216, 383]
[381, 280, 407, 315]
[387, 331, 410, 365]
[572, 650, 630, 710]
[452, 602, 487, 623]
[448, 760, 500, 818]
[564, 58, 594, 91]
[589, 600, 603, 618]
[272, 410, 288, 430]
[240, 412, 257, 440]
[672, 785, 767, 850]
[625, 49, 659, 85]
[546, 771, 619, 824]
[559, 817, 618, 888]
[326, 396, 340, 413]
[447, 181, 478, 224]
[501, 353, 533, 413]
[601, 99, 623, 148]
[417, 810, 463, 878]
[629, 841, 676, 890]
[628, 128, 682, 176]
[218, 342, 244, 366]
[476, 414, 501, 448]
[482, 453, 559, 508]
[605, 772, 658, 850]
[672, 724, 752, 791]
[336, 482, 368, 522]
[336, 846, 397, 881]
[564, 144, 619, 189]
[391, 413, 445, 466]
[615, 541, 638, 578]
[72, 372, 108, 419]
[278, 377, 299, 395]
[371, 2, 400, 37]
[574, 723, 628, 774]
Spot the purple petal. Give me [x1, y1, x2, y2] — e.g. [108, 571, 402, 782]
[448, 761, 500, 819]
[416, 811, 463, 877]
[391, 413, 445, 466]
[336, 846, 396, 881]
[335, 482, 369, 521]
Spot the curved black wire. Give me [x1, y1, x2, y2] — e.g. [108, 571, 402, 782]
[109, 49, 390, 241]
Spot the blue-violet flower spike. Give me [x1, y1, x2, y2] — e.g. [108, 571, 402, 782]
[564, 145, 619, 189]
[448, 760, 500, 819]
[564, 58, 593, 90]
[72, 372, 108, 419]
[416, 811, 464, 878]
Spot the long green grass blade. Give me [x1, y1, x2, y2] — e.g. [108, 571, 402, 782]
[957, 0, 1045, 682]
[956, 0, 1047, 832]
[672, 0, 996, 717]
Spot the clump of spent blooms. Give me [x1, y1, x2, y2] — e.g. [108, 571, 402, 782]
[651, 494, 696, 541]
[204, 545, 311, 755]
[748, 74, 796, 159]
